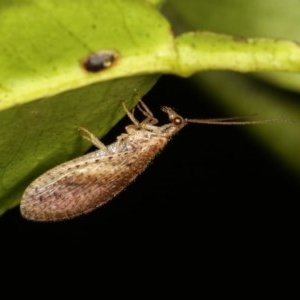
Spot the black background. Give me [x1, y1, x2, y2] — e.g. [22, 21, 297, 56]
[1, 75, 298, 279]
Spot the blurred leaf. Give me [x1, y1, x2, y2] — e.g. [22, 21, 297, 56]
[193, 71, 300, 175]
[167, 0, 300, 91]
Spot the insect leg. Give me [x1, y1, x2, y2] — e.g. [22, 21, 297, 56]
[78, 127, 107, 150]
[137, 100, 158, 125]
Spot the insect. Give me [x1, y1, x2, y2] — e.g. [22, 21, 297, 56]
[20, 101, 276, 221]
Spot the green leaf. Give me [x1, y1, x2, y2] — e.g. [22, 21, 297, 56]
[174, 32, 300, 75]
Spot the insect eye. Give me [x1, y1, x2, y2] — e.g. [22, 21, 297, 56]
[173, 117, 183, 125]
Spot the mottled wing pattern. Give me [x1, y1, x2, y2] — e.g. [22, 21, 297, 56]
[21, 138, 167, 221]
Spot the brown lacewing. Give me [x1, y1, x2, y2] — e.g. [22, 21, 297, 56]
[20, 101, 278, 221]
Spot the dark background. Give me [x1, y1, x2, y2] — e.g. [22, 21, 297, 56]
[1, 75, 298, 276]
